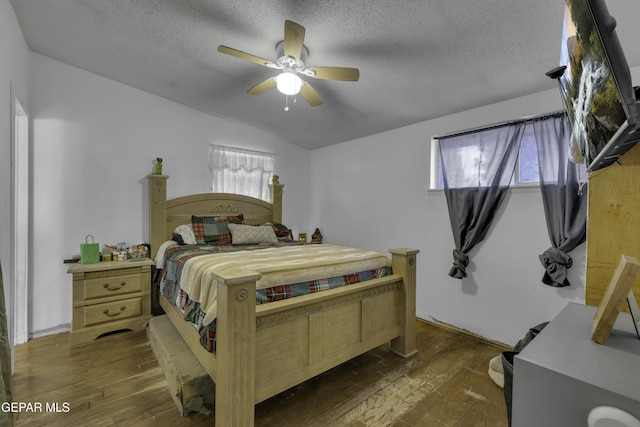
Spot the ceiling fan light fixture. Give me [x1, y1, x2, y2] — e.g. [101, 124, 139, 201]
[276, 72, 302, 95]
[218, 20, 357, 107]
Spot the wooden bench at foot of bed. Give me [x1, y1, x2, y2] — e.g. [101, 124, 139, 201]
[158, 247, 418, 426]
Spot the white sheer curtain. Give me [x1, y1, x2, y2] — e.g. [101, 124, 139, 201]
[209, 145, 274, 202]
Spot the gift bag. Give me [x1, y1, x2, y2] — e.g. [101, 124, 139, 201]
[80, 234, 100, 264]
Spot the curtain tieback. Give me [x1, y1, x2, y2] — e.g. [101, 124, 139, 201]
[539, 247, 572, 287]
[449, 249, 469, 279]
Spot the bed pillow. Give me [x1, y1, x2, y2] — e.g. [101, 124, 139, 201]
[172, 224, 197, 245]
[264, 222, 293, 241]
[228, 223, 278, 245]
[191, 214, 244, 244]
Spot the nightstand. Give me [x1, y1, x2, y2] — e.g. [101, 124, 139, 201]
[67, 258, 153, 345]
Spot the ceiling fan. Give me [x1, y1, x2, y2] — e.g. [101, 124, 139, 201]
[217, 20, 359, 108]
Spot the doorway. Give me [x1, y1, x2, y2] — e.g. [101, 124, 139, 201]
[11, 86, 29, 348]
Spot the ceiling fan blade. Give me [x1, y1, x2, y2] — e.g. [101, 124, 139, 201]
[247, 77, 276, 95]
[217, 45, 276, 68]
[284, 20, 305, 60]
[299, 81, 323, 106]
[307, 66, 360, 81]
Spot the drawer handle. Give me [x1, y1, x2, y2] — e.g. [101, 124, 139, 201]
[103, 306, 126, 317]
[103, 281, 126, 291]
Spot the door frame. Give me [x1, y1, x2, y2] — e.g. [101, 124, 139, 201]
[10, 82, 29, 349]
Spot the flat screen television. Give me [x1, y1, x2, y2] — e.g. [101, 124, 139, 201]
[555, 0, 640, 172]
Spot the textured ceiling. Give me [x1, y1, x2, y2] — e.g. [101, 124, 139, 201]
[10, 0, 640, 150]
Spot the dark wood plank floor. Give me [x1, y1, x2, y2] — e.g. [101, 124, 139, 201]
[12, 320, 508, 426]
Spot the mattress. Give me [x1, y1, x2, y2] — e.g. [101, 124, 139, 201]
[156, 242, 394, 352]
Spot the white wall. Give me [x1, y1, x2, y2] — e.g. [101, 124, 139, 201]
[28, 53, 311, 335]
[310, 90, 587, 346]
[1, 0, 30, 347]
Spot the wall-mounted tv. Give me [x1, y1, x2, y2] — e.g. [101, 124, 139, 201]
[556, 0, 640, 172]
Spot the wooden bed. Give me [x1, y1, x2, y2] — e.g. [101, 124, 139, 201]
[148, 174, 419, 426]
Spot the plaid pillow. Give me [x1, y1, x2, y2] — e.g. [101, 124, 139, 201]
[264, 222, 293, 241]
[191, 214, 244, 244]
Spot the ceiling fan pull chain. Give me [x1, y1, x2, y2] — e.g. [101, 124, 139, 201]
[284, 95, 290, 111]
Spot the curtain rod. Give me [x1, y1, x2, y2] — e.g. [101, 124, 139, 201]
[433, 110, 566, 140]
[210, 143, 275, 157]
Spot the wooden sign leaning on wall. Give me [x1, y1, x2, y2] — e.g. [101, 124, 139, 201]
[591, 254, 640, 344]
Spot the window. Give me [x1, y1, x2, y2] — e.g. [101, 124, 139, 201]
[430, 122, 542, 190]
[516, 125, 540, 185]
[209, 145, 274, 202]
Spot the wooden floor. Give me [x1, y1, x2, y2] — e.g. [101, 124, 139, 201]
[12, 320, 508, 426]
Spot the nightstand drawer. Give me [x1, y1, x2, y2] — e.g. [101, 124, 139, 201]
[81, 273, 143, 301]
[82, 297, 142, 327]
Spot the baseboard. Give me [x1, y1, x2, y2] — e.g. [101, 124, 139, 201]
[28, 323, 70, 340]
[26, 318, 510, 351]
[417, 316, 511, 350]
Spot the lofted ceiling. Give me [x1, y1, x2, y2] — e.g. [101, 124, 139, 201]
[9, 0, 640, 150]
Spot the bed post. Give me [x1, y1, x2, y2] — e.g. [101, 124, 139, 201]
[389, 248, 419, 357]
[148, 174, 168, 260]
[213, 269, 261, 427]
[147, 174, 169, 259]
[271, 175, 283, 223]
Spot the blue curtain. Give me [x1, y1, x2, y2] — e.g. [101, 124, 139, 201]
[533, 113, 587, 287]
[439, 123, 526, 278]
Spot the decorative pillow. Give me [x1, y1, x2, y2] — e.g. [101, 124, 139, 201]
[228, 223, 278, 245]
[191, 214, 244, 244]
[172, 224, 197, 245]
[264, 222, 293, 241]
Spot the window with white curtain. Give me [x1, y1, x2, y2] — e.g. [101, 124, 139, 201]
[209, 145, 274, 202]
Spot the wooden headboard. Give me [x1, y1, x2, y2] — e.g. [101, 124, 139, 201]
[147, 174, 284, 259]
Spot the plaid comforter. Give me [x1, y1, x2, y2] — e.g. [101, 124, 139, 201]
[157, 242, 393, 353]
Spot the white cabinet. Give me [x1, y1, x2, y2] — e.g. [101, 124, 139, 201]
[513, 303, 640, 427]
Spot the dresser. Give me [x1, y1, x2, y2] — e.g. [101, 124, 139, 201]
[67, 259, 153, 345]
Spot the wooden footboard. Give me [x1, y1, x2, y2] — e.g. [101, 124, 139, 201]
[159, 248, 418, 426]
